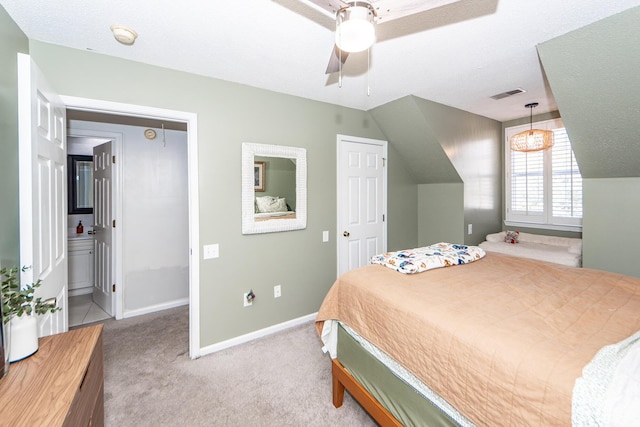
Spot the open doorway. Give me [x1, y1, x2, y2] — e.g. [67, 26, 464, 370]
[67, 110, 190, 326]
[59, 96, 201, 359]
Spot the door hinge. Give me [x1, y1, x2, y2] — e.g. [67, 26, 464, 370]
[112, 284, 116, 292]
[112, 155, 116, 163]
[382, 158, 386, 167]
[112, 219, 116, 228]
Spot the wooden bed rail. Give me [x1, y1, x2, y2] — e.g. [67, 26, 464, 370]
[332, 359, 403, 427]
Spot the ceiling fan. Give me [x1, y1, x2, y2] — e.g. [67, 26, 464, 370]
[301, 0, 464, 74]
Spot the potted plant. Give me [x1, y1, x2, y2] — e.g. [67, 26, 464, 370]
[1, 266, 59, 362]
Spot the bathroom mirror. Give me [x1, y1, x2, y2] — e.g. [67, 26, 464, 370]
[68, 155, 93, 214]
[242, 143, 307, 234]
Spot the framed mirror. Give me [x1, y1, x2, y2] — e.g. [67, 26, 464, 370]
[242, 143, 307, 234]
[68, 155, 93, 214]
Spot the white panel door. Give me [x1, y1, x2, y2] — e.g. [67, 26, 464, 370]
[17, 54, 68, 336]
[337, 135, 387, 276]
[92, 141, 114, 316]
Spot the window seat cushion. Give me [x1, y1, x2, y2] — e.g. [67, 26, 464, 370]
[479, 231, 582, 267]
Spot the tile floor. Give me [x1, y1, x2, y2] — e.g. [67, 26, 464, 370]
[69, 293, 111, 327]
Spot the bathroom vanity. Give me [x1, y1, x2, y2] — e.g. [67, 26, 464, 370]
[69, 236, 95, 296]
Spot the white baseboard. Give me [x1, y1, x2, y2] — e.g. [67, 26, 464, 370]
[68, 287, 93, 298]
[199, 312, 317, 357]
[123, 297, 189, 319]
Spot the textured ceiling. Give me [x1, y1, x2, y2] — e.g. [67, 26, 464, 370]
[2, 0, 639, 122]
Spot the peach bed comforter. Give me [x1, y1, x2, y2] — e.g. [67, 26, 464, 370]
[316, 252, 640, 426]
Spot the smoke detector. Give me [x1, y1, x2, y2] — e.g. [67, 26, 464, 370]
[110, 25, 138, 45]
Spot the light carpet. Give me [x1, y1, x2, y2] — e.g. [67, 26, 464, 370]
[100, 306, 376, 426]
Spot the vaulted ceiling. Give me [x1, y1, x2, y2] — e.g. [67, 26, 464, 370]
[2, 0, 639, 122]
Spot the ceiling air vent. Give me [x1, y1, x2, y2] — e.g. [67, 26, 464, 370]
[490, 88, 526, 100]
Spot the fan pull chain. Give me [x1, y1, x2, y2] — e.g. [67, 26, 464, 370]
[339, 47, 343, 88]
[367, 46, 371, 96]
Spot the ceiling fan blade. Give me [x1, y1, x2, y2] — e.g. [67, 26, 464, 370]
[374, 0, 463, 23]
[299, 0, 349, 19]
[325, 44, 349, 74]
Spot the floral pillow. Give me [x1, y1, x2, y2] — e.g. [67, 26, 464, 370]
[505, 230, 520, 244]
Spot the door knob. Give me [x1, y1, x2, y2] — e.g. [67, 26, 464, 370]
[343, 231, 350, 237]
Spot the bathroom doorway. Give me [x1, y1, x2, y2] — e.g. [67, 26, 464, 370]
[66, 110, 192, 328]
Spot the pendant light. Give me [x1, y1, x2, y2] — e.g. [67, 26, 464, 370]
[510, 102, 553, 152]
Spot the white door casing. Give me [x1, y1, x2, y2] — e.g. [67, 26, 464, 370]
[92, 141, 114, 316]
[337, 135, 387, 277]
[17, 54, 68, 336]
[62, 95, 200, 359]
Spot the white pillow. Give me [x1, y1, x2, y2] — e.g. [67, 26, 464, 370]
[485, 232, 506, 243]
[256, 196, 287, 213]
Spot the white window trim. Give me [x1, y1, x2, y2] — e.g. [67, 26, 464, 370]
[505, 118, 583, 231]
[504, 220, 582, 232]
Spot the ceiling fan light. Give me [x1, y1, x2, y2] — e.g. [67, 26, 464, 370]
[336, 5, 375, 53]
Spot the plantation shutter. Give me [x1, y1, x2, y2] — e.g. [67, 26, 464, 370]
[510, 150, 544, 215]
[551, 128, 583, 218]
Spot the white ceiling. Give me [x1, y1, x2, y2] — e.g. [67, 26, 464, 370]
[2, 0, 639, 122]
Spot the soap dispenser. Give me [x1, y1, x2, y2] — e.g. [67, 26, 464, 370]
[76, 221, 84, 234]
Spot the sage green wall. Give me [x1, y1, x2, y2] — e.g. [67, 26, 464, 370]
[370, 97, 461, 184]
[537, 6, 640, 179]
[418, 183, 464, 246]
[371, 96, 502, 246]
[412, 97, 502, 246]
[27, 41, 388, 346]
[582, 178, 640, 278]
[387, 144, 419, 251]
[537, 7, 640, 275]
[0, 6, 28, 268]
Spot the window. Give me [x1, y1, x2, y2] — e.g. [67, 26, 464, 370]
[505, 118, 582, 230]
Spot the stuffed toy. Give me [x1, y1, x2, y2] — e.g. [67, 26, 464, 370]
[504, 230, 520, 244]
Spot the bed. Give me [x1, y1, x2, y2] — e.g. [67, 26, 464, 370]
[254, 211, 296, 222]
[254, 195, 296, 221]
[316, 249, 640, 426]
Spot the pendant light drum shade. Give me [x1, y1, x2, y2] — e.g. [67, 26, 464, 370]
[336, 3, 376, 53]
[510, 129, 554, 152]
[510, 103, 553, 152]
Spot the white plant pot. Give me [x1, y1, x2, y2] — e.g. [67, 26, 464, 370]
[9, 315, 39, 362]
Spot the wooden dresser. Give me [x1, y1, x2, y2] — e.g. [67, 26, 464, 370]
[0, 324, 104, 427]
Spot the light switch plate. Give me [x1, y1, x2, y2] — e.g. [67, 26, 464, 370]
[322, 231, 329, 242]
[203, 244, 219, 259]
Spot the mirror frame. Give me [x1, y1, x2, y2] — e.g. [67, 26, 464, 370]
[242, 143, 307, 234]
[68, 154, 93, 214]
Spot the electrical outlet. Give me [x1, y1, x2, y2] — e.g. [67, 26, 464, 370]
[243, 292, 253, 307]
[468, 224, 473, 235]
[274, 285, 282, 298]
